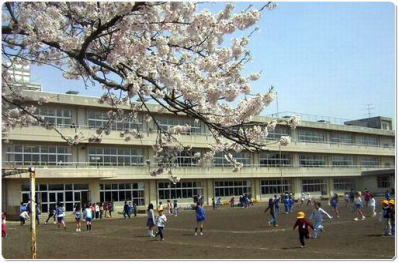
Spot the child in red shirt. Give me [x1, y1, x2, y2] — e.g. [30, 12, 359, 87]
[293, 211, 314, 248]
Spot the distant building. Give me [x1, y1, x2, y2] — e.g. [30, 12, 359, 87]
[4, 62, 41, 91]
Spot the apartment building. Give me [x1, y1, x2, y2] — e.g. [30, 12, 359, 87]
[2, 88, 395, 216]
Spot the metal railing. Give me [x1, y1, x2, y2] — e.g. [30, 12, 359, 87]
[2, 161, 394, 170]
[6, 123, 395, 149]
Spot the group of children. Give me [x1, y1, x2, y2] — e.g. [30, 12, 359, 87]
[123, 201, 138, 219]
[292, 191, 395, 248]
[146, 201, 206, 241]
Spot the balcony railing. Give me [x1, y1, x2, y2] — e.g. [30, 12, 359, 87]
[6, 123, 395, 150]
[2, 161, 394, 170]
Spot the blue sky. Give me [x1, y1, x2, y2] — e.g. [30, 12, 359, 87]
[31, 2, 395, 121]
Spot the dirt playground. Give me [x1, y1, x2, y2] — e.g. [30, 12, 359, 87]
[2, 201, 395, 259]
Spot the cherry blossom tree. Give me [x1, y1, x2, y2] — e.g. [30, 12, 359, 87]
[2, 2, 299, 182]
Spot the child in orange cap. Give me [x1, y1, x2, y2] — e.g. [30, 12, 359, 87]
[293, 211, 314, 248]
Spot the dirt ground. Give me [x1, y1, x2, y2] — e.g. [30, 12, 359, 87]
[2, 201, 395, 259]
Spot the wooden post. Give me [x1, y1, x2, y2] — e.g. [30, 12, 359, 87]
[29, 167, 37, 259]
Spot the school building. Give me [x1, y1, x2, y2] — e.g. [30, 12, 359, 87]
[1, 70, 395, 216]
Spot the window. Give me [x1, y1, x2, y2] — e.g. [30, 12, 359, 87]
[333, 178, 355, 191]
[35, 107, 72, 127]
[299, 155, 326, 167]
[381, 122, 390, 130]
[20, 183, 89, 213]
[259, 152, 291, 167]
[260, 179, 291, 194]
[358, 136, 379, 147]
[298, 129, 326, 143]
[302, 179, 327, 193]
[214, 180, 251, 197]
[6, 144, 72, 166]
[88, 110, 143, 131]
[99, 183, 144, 205]
[377, 176, 390, 188]
[265, 126, 290, 141]
[332, 155, 354, 167]
[361, 157, 379, 167]
[214, 152, 251, 167]
[88, 147, 143, 166]
[155, 116, 201, 134]
[330, 133, 353, 144]
[158, 181, 202, 200]
[175, 151, 197, 167]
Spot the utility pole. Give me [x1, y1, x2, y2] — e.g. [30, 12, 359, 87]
[29, 167, 37, 259]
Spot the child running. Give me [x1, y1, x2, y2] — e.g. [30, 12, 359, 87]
[354, 191, 366, 221]
[194, 202, 206, 236]
[73, 203, 82, 232]
[293, 211, 314, 248]
[146, 203, 156, 237]
[310, 202, 332, 239]
[83, 204, 93, 231]
[56, 203, 66, 231]
[154, 208, 167, 241]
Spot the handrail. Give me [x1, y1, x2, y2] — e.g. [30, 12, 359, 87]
[6, 124, 395, 149]
[2, 161, 394, 170]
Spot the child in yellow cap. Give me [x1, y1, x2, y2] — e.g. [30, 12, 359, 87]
[293, 211, 314, 248]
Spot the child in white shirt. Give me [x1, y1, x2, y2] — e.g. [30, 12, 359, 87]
[370, 197, 377, 217]
[310, 202, 332, 239]
[154, 208, 167, 241]
[354, 191, 366, 221]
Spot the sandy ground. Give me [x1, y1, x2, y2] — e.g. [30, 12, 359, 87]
[2, 201, 395, 259]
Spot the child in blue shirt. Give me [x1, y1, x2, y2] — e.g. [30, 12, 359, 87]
[284, 197, 290, 214]
[194, 202, 206, 236]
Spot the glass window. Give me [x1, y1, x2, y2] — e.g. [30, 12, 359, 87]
[87, 110, 143, 131]
[214, 152, 251, 167]
[261, 179, 291, 194]
[298, 129, 326, 143]
[260, 152, 292, 167]
[299, 155, 326, 167]
[377, 176, 390, 188]
[157, 181, 202, 200]
[333, 178, 355, 191]
[88, 146, 144, 166]
[332, 155, 354, 167]
[214, 180, 251, 197]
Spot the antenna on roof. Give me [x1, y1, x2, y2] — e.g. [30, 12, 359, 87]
[365, 104, 375, 118]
